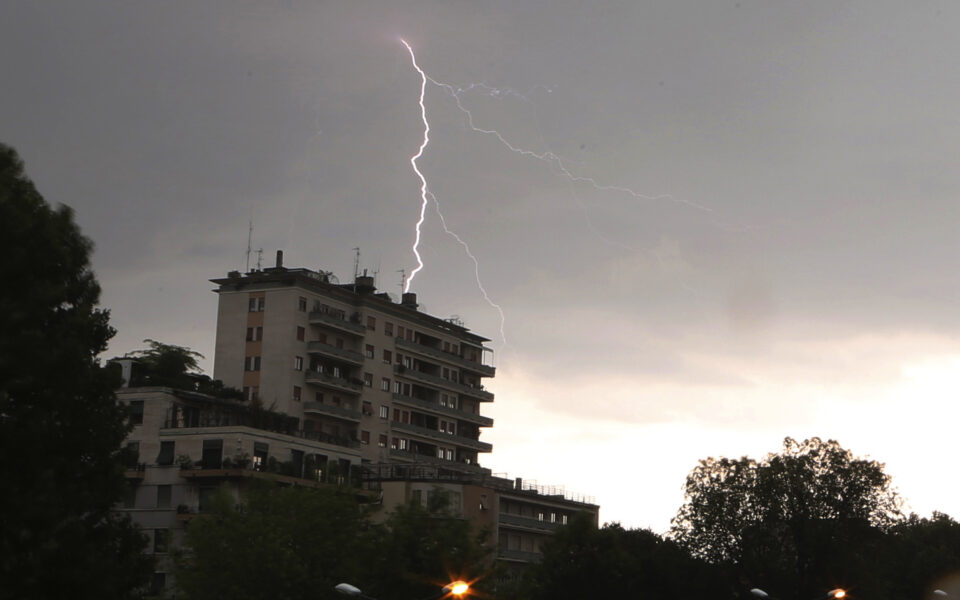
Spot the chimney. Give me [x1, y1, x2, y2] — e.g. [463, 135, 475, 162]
[354, 272, 375, 294]
[275, 250, 284, 269]
[401, 292, 418, 309]
[515, 477, 523, 491]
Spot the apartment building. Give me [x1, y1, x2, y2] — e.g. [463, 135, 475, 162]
[116, 252, 598, 595]
[211, 251, 496, 470]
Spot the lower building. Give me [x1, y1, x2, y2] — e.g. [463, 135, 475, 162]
[118, 385, 365, 596]
[361, 463, 599, 579]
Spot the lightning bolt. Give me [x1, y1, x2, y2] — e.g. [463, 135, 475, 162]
[401, 38, 508, 346]
[424, 76, 712, 213]
[400, 38, 430, 293]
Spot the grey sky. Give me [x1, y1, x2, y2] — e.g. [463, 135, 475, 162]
[4, 1, 960, 528]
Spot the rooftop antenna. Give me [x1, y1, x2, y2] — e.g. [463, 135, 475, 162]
[255, 248, 264, 270]
[245, 220, 253, 272]
[352, 247, 360, 292]
[397, 269, 406, 294]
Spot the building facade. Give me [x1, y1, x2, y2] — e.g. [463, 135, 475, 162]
[210, 251, 496, 471]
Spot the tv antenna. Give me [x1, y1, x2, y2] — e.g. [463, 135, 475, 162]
[245, 220, 253, 272]
[255, 248, 264, 270]
[397, 269, 406, 293]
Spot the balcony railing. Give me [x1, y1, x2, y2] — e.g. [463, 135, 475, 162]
[303, 401, 361, 422]
[393, 365, 494, 401]
[392, 393, 493, 427]
[306, 341, 364, 366]
[392, 421, 492, 452]
[497, 549, 543, 563]
[395, 338, 495, 377]
[498, 512, 564, 532]
[308, 311, 366, 335]
[304, 370, 363, 394]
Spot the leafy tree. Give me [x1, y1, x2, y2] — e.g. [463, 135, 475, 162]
[513, 513, 726, 600]
[175, 482, 371, 600]
[364, 491, 492, 600]
[120, 338, 242, 398]
[0, 143, 151, 598]
[671, 437, 902, 600]
[883, 512, 960, 600]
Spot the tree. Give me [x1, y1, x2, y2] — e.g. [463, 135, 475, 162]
[364, 491, 492, 600]
[671, 437, 902, 600]
[513, 513, 726, 600]
[882, 512, 960, 600]
[119, 338, 242, 398]
[175, 482, 371, 600]
[0, 143, 151, 598]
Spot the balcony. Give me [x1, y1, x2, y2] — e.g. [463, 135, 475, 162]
[393, 365, 494, 401]
[392, 393, 493, 427]
[306, 341, 364, 366]
[303, 401, 361, 423]
[395, 338, 495, 377]
[308, 311, 366, 336]
[392, 421, 492, 452]
[305, 369, 363, 395]
[498, 512, 563, 532]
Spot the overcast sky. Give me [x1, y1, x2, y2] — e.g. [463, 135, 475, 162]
[4, 1, 960, 530]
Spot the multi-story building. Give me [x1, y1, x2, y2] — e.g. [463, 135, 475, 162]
[210, 251, 496, 471]
[116, 251, 598, 596]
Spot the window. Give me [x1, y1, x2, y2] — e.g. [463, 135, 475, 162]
[248, 298, 257, 312]
[448, 422, 455, 435]
[245, 326, 262, 341]
[382, 349, 392, 364]
[244, 386, 259, 402]
[550, 512, 557, 523]
[318, 332, 328, 344]
[378, 434, 387, 448]
[154, 529, 169, 554]
[562, 514, 569, 524]
[365, 344, 374, 359]
[156, 441, 175, 466]
[391, 437, 399, 449]
[448, 396, 457, 409]
[202, 439, 223, 469]
[335, 337, 344, 349]
[379, 405, 389, 419]
[442, 367, 450, 380]
[292, 386, 302, 402]
[294, 356, 303, 371]
[244, 356, 261, 371]
[332, 366, 341, 378]
[402, 411, 409, 424]
[249, 296, 265, 312]
[296, 326, 305, 341]
[393, 408, 400, 422]
[444, 341, 450, 352]
[362, 401, 373, 416]
[439, 394, 447, 407]
[253, 442, 268, 471]
[538, 512, 545, 522]
[315, 391, 324, 403]
[128, 400, 144, 425]
[398, 438, 409, 450]
[298, 296, 307, 311]
[361, 431, 370, 445]
[381, 378, 391, 392]
[156, 485, 171, 509]
[363, 373, 373, 387]
[437, 448, 445, 459]
[445, 449, 453, 460]
[385, 322, 394, 336]
[393, 381, 402, 394]
[397, 325, 405, 338]
[366, 316, 376, 331]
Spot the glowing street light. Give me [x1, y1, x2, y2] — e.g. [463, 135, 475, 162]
[444, 581, 470, 597]
[750, 588, 847, 600]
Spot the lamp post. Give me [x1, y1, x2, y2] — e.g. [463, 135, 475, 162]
[334, 581, 471, 600]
